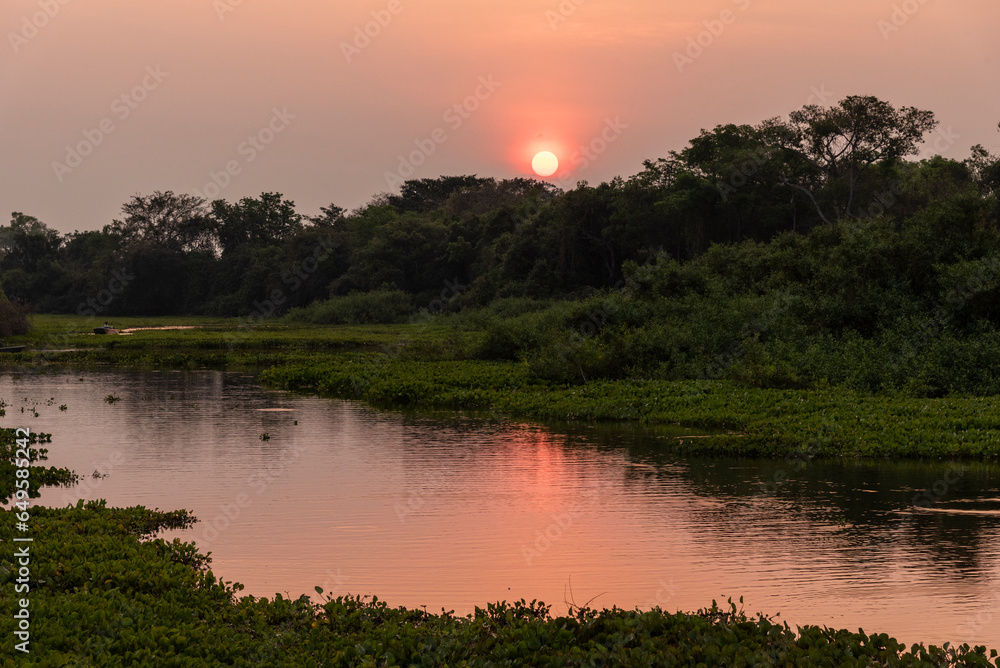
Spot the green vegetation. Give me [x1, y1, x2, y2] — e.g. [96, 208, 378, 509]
[3, 96, 1000, 404]
[7, 96, 1000, 663]
[285, 288, 416, 325]
[0, 427, 77, 504]
[3, 502, 999, 665]
[6, 313, 1000, 460]
[3, 96, 998, 319]
[0, 317, 423, 368]
[0, 284, 29, 337]
[260, 356, 1000, 459]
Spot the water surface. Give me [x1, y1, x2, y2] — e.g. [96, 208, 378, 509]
[2, 369, 999, 650]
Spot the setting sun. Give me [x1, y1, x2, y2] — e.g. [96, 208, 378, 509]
[6, 0, 1000, 661]
[531, 151, 559, 177]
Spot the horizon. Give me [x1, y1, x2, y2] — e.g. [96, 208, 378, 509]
[3, 0, 999, 234]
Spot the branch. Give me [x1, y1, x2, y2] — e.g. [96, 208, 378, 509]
[779, 177, 833, 225]
[845, 169, 857, 219]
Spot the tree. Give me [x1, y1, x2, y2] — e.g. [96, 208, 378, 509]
[307, 204, 346, 228]
[211, 193, 303, 254]
[0, 292, 30, 336]
[107, 191, 215, 253]
[0, 213, 62, 273]
[765, 96, 938, 222]
[440, 177, 560, 219]
[386, 176, 493, 213]
[666, 124, 804, 239]
[966, 140, 1000, 197]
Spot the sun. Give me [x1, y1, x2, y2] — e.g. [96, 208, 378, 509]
[531, 151, 559, 177]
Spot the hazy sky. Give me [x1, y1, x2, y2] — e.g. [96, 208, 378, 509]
[3, 0, 999, 234]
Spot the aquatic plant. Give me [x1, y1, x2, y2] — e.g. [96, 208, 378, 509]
[0, 427, 76, 503]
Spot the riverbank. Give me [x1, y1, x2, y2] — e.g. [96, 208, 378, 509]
[5, 316, 1000, 460]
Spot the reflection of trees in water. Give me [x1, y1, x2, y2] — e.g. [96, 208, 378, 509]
[640, 452, 1000, 580]
[425, 421, 1000, 582]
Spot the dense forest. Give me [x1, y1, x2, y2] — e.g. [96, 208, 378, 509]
[4, 95, 1000, 394]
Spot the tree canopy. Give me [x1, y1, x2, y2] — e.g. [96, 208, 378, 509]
[1, 96, 996, 320]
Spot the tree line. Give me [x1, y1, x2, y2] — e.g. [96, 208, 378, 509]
[1, 95, 998, 323]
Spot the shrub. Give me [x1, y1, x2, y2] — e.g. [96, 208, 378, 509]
[285, 289, 414, 324]
[0, 295, 30, 337]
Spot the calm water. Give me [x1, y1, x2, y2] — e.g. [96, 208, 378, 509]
[3, 369, 1000, 651]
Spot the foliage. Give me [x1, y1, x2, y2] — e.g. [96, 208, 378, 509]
[285, 288, 415, 324]
[260, 352, 1000, 459]
[8, 316, 1000, 460]
[774, 95, 939, 222]
[0, 427, 77, 504]
[211, 192, 303, 255]
[107, 191, 215, 253]
[0, 294, 30, 337]
[4, 96, 992, 319]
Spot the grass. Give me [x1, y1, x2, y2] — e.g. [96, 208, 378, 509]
[1, 315, 435, 369]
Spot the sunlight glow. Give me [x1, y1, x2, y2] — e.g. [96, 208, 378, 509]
[531, 151, 559, 177]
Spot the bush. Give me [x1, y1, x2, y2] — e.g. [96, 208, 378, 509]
[285, 289, 415, 324]
[0, 295, 30, 337]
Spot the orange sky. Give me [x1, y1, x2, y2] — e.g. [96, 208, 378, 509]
[2, 0, 999, 232]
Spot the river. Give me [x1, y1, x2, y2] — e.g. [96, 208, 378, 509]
[2, 369, 999, 651]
